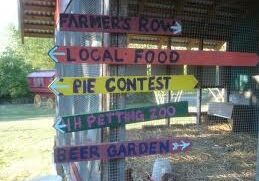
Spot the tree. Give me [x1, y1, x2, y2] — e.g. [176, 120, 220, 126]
[0, 49, 32, 98]
[5, 25, 54, 70]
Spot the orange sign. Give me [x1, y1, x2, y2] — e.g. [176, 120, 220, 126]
[49, 46, 259, 66]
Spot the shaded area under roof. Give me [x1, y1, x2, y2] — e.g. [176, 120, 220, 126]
[18, 0, 56, 42]
[18, 0, 257, 42]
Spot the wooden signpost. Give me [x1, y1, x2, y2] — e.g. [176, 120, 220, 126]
[54, 137, 192, 163]
[54, 102, 188, 133]
[48, 75, 198, 96]
[49, 45, 259, 66]
[59, 14, 182, 35]
[51, 11, 197, 176]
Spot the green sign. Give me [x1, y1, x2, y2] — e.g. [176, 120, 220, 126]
[54, 102, 188, 133]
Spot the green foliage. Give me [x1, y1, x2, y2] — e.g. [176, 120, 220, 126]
[5, 25, 54, 70]
[0, 49, 32, 98]
[0, 25, 54, 99]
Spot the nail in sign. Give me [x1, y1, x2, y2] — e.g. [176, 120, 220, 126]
[54, 137, 192, 163]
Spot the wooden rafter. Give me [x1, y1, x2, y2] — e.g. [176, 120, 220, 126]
[23, 14, 54, 22]
[23, 5, 55, 13]
[24, 32, 53, 38]
[19, 0, 55, 40]
[24, 24, 54, 30]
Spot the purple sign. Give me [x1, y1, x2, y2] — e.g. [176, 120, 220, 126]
[54, 137, 192, 163]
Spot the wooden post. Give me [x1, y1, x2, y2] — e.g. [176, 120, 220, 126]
[108, 0, 127, 180]
[166, 37, 172, 126]
[197, 39, 204, 125]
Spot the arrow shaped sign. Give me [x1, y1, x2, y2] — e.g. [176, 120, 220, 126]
[54, 137, 192, 163]
[48, 46, 258, 66]
[54, 102, 188, 133]
[48, 75, 198, 96]
[59, 14, 182, 35]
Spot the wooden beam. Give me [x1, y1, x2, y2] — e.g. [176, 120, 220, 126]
[24, 32, 53, 38]
[23, 0, 55, 4]
[24, 24, 54, 30]
[23, 0, 55, 7]
[23, 14, 54, 22]
[23, 4, 55, 12]
[24, 10, 54, 16]
[18, 0, 25, 44]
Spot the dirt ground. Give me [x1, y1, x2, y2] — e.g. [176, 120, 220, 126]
[126, 122, 257, 181]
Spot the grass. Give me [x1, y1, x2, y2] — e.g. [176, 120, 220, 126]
[0, 104, 55, 121]
[0, 104, 55, 181]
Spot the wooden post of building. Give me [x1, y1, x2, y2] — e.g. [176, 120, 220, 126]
[108, 0, 127, 180]
[197, 39, 204, 125]
[166, 37, 172, 126]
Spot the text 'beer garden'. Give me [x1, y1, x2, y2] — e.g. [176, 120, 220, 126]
[54, 138, 192, 163]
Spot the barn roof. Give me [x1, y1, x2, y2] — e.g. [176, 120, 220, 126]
[27, 70, 56, 78]
[18, 0, 256, 42]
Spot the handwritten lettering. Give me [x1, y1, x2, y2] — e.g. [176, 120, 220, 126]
[54, 138, 192, 163]
[62, 47, 179, 65]
[60, 14, 180, 35]
[61, 102, 187, 133]
[72, 76, 175, 94]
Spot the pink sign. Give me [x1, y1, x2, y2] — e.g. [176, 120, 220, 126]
[59, 14, 182, 35]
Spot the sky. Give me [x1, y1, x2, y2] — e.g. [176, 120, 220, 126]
[0, 0, 18, 52]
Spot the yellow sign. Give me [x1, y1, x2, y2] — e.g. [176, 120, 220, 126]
[49, 75, 198, 96]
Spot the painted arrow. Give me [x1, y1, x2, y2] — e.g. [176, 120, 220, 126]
[48, 45, 258, 66]
[172, 140, 191, 151]
[54, 117, 67, 134]
[54, 137, 192, 163]
[48, 75, 198, 96]
[54, 102, 188, 133]
[48, 78, 70, 96]
[170, 21, 182, 34]
[48, 46, 66, 63]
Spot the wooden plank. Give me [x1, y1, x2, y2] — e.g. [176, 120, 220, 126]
[23, 0, 55, 3]
[48, 75, 198, 96]
[59, 14, 182, 35]
[48, 46, 259, 66]
[24, 32, 53, 38]
[23, 0, 55, 6]
[54, 137, 192, 163]
[24, 24, 53, 30]
[24, 10, 55, 16]
[23, 4, 55, 12]
[54, 102, 188, 133]
[23, 14, 54, 22]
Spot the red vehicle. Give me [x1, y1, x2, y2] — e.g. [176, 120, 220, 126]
[27, 70, 56, 108]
